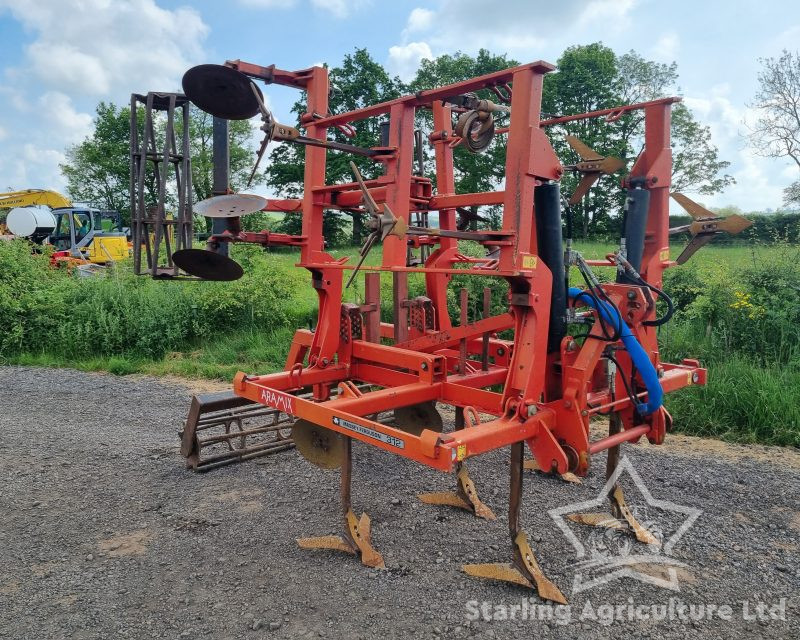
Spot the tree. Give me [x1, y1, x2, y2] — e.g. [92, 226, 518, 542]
[616, 51, 733, 195]
[748, 50, 800, 206]
[264, 48, 406, 246]
[411, 49, 518, 230]
[543, 45, 733, 236]
[258, 45, 734, 242]
[61, 102, 134, 218]
[670, 103, 734, 194]
[189, 107, 255, 202]
[61, 102, 254, 224]
[543, 44, 626, 236]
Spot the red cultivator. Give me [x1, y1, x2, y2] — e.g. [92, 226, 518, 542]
[166, 57, 724, 602]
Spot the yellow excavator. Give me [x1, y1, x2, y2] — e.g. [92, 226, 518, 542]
[0, 189, 129, 264]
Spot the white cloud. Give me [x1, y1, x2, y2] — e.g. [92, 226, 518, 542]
[406, 7, 435, 32]
[314, 0, 371, 18]
[0, 83, 30, 112]
[37, 92, 93, 145]
[575, 0, 636, 31]
[237, 0, 369, 17]
[8, 143, 67, 192]
[311, 0, 348, 17]
[0, 0, 209, 99]
[681, 86, 794, 210]
[387, 42, 434, 82]
[0, 0, 210, 193]
[771, 24, 800, 52]
[651, 32, 679, 62]
[238, 0, 298, 7]
[393, 0, 636, 55]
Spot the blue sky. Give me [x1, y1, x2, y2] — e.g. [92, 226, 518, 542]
[0, 0, 798, 212]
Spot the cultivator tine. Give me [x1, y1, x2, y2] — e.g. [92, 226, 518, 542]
[418, 464, 496, 520]
[513, 533, 568, 604]
[567, 413, 659, 546]
[463, 560, 535, 589]
[464, 531, 566, 603]
[523, 459, 583, 484]
[180, 391, 295, 472]
[463, 442, 566, 603]
[351, 512, 385, 569]
[418, 400, 495, 519]
[297, 436, 385, 569]
[297, 535, 355, 555]
[566, 487, 658, 545]
[297, 509, 385, 568]
[610, 486, 659, 545]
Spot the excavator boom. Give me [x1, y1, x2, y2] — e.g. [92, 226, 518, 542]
[0, 189, 72, 209]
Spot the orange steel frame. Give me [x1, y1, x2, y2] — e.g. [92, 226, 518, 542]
[224, 58, 706, 476]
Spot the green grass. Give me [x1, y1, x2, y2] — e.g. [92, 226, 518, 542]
[665, 358, 800, 447]
[12, 326, 298, 381]
[3, 237, 798, 448]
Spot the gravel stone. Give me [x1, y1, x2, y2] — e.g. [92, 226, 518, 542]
[1, 366, 798, 639]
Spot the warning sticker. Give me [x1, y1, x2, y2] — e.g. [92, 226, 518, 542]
[332, 416, 405, 449]
[522, 255, 538, 270]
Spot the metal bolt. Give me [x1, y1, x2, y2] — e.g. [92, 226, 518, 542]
[421, 362, 428, 371]
[527, 405, 538, 417]
[692, 372, 699, 383]
[581, 410, 588, 416]
[627, 291, 636, 300]
[564, 400, 572, 409]
[496, 347, 505, 356]
[321, 358, 329, 367]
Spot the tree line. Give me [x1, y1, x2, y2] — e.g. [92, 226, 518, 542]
[59, 43, 799, 244]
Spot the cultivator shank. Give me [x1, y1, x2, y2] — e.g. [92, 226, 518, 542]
[161, 55, 714, 601]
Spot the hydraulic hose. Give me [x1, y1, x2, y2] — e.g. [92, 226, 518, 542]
[568, 287, 663, 415]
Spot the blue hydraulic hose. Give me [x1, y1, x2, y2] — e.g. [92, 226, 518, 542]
[568, 287, 663, 415]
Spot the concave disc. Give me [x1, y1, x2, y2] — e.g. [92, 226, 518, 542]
[172, 249, 244, 281]
[194, 194, 268, 218]
[292, 419, 345, 469]
[392, 401, 443, 436]
[182, 64, 263, 120]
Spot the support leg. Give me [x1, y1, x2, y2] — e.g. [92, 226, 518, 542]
[297, 436, 385, 568]
[462, 442, 567, 603]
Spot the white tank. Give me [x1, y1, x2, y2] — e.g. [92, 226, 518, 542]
[7, 207, 57, 238]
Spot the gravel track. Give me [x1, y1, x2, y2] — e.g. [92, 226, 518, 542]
[1, 366, 798, 639]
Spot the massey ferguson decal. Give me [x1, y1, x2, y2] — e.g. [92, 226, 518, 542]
[260, 389, 295, 414]
[332, 416, 405, 449]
